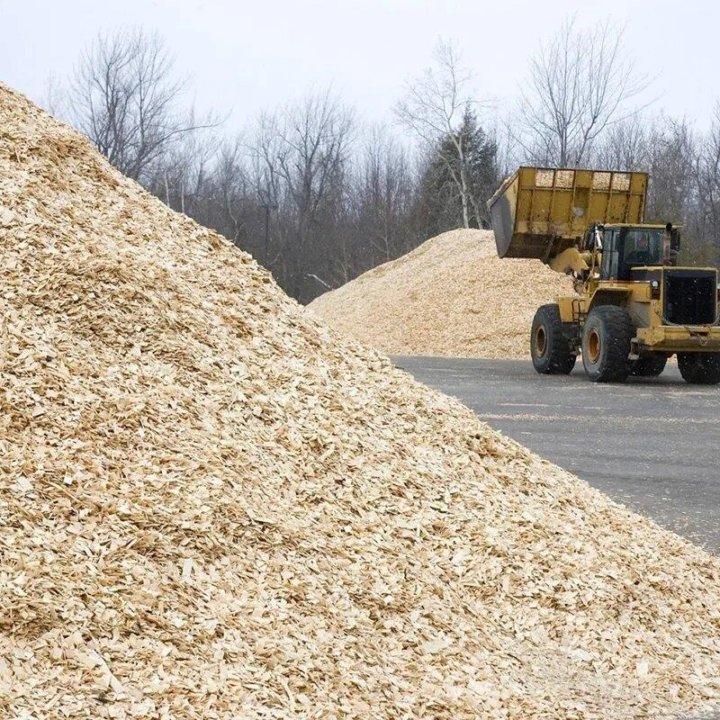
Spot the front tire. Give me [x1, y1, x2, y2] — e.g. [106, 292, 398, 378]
[530, 304, 577, 375]
[581, 306, 634, 382]
[677, 352, 720, 384]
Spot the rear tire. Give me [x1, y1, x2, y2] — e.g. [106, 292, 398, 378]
[631, 353, 668, 377]
[677, 352, 720, 384]
[530, 304, 577, 375]
[581, 306, 634, 382]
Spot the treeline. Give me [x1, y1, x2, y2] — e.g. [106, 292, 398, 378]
[596, 114, 720, 265]
[47, 24, 720, 302]
[145, 99, 499, 303]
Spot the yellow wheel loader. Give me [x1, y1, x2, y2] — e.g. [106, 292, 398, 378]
[488, 167, 720, 383]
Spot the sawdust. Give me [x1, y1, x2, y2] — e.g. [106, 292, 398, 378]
[1, 83, 720, 719]
[307, 228, 575, 359]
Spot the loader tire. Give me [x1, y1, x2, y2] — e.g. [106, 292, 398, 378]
[581, 306, 634, 383]
[530, 304, 577, 375]
[677, 352, 720, 385]
[631, 353, 668, 377]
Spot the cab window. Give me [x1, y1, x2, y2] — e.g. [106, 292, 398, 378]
[622, 230, 663, 267]
[600, 230, 619, 280]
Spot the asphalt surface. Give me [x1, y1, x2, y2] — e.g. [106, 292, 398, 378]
[394, 356, 720, 556]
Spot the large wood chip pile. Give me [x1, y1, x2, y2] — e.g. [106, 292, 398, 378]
[1, 83, 719, 720]
[307, 229, 575, 359]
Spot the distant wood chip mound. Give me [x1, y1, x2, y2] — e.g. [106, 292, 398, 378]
[307, 228, 575, 358]
[1, 83, 720, 719]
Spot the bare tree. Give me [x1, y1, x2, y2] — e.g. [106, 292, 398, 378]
[147, 127, 219, 217]
[645, 117, 694, 225]
[352, 127, 416, 264]
[517, 17, 650, 167]
[250, 90, 355, 300]
[206, 139, 253, 246]
[595, 116, 649, 170]
[41, 73, 67, 118]
[691, 105, 720, 263]
[395, 40, 483, 228]
[69, 28, 216, 182]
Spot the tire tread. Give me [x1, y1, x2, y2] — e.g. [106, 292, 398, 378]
[582, 306, 634, 382]
[678, 352, 720, 384]
[531, 304, 577, 375]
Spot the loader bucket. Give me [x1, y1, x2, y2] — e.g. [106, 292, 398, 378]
[488, 167, 648, 262]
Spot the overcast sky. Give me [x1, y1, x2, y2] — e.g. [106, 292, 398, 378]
[2, 0, 718, 135]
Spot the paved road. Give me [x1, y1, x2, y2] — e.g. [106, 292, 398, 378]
[395, 357, 720, 555]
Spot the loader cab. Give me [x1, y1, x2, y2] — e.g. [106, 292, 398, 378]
[598, 225, 679, 281]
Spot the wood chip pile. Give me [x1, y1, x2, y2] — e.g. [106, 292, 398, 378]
[307, 228, 575, 359]
[1, 83, 720, 720]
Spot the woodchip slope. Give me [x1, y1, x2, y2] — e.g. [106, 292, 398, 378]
[307, 228, 575, 359]
[1, 84, 719, 720]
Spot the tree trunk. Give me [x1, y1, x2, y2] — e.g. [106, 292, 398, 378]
[457, 142, 470, 228]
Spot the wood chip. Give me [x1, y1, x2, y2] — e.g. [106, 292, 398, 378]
[307, 228, 575, 359]
[1, 81, 719, 719]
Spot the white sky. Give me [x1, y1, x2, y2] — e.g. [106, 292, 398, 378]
[1, 0, 718, 134]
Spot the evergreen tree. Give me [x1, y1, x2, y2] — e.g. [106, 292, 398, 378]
[414, 107, 498, 237]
